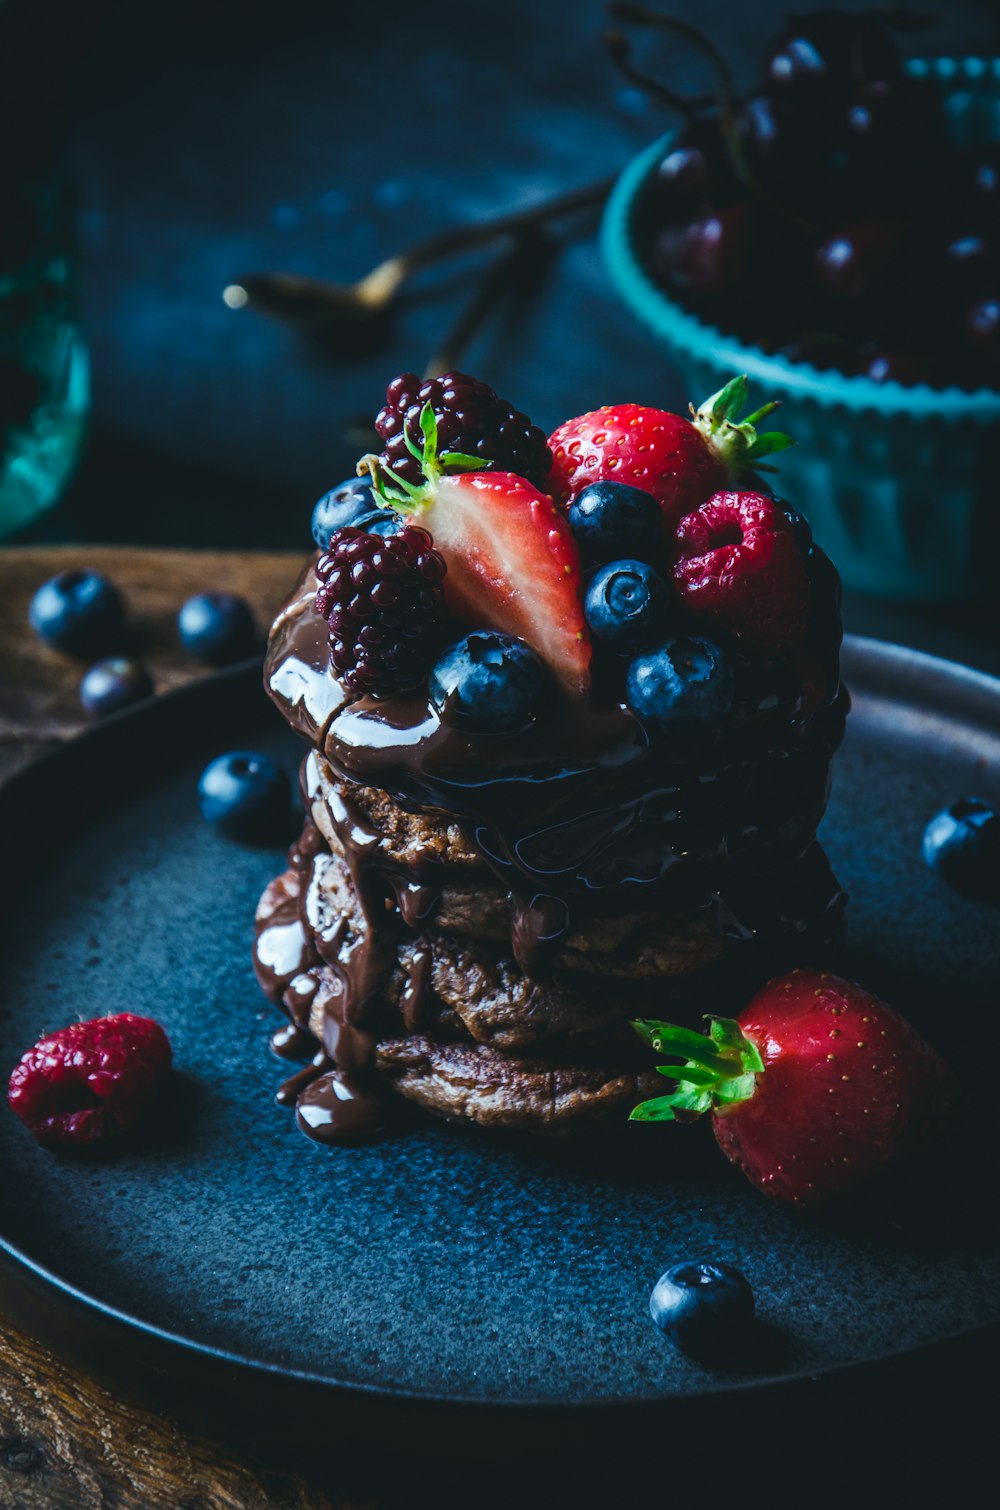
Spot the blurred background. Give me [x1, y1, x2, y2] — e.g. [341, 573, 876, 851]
[2, 0, 995, 558]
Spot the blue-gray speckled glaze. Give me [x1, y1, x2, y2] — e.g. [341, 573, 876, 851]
[0, 639, 997, 1413]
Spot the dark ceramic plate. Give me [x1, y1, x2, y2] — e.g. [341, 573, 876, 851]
[0, 637, 998, 1459]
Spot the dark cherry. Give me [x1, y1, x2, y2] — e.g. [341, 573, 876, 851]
[964, 296, 999, 379]
[862, 349, 927, 387]
[776, 332, 859, 373]
[646, 117, 740, 228]
[736, 92, 814, 199]
[831, 76, 944, 211]
[941, 232, 996, 302]
[767, 10, 900, 97]
[814, 221, 897, 301]
[652, 203, 750, 298]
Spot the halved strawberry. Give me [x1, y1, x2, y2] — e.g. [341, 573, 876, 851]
[359, 406, 590, 693]
[547, 376, 793, 532]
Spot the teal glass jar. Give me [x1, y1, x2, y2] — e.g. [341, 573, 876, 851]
[602, 58, 1000, 602]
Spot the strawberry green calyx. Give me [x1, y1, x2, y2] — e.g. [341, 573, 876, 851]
[629, 1016, 765, 1122]
[358, 403, 489, 515]
[691, 375, 794, 477]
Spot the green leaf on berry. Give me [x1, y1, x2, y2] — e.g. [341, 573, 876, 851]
[693, 375, 795, 480]
[745, 431, 795, 462]
[358, 401, 495, 516]
[630, 1014, 764, 1123]
[439, 450, 489, 471]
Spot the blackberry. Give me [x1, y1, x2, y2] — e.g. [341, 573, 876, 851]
[314, 525, 446, 696]
[374, 371, 551, 489]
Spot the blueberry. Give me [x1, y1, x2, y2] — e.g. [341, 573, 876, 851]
[79, 657, 153, 718]
[177, 592, 257, 666]
[197, 751, 290, 843]
[311, 478, 377, 549]
[626, 636, 734, 740]
[568, 482, 663, 565]
[29, 570, 125, 658]
[429, 632, 547, 735]
[650, 1260, 755, 1358]
[585, 560, 669, 650]
[353, 508, 402, 537]
[922, 797, 1000, 895]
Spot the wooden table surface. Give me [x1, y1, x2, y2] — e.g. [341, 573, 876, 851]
[0, 545, 370, 1509]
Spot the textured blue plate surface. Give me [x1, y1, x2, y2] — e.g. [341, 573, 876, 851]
[0, 638, 997, 1413]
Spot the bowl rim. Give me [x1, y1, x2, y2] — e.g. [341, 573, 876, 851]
[601, 56, 1000, 421]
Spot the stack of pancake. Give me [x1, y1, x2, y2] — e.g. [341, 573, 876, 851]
[253, 562, 846, 1143]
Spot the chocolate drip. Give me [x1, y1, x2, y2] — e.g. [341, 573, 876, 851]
[295, 1069, 386, 1145]
[510, 893, 571, 977]
[401, 945, 433, 1031]
[270, 1021, 316, 1060]
[276, 1050, 330, 1107]
[252, 870, 319, 1004]
[389, 877, 442, 929]
[282, 967, 321, 1029]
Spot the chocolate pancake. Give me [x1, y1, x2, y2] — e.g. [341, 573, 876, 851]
[256, 526, 847, 1144]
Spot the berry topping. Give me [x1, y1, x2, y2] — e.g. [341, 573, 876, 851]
[198, 751, 291, 843]
[8, 1014, 173, 1151]
[547, 378, 792, 533]
[361, 407, 591, 694]
[567, 481, 663, 566]
[429, 631, 548, 735]
[177, 591, 257, 666]
[311, 477, 377, 549]
[632, 970, 950, 1206]
[625, 635, 733, 743]
[314, 525, 446, 696]
[922, 798, 1000, 896]
[584, 560, 669, 651]
[29, 569, 126, 659]
[672, 490, 812, 655]
[374, 371, 551, 491]
[649, 1261, 755, 1359]
[79, 657, 153, 719]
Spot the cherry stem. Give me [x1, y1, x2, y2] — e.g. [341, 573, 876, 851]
[608, 2, 738, 119]
[603, 29, 707, 118]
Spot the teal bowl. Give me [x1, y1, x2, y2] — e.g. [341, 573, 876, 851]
[602, 58, 1000, 601]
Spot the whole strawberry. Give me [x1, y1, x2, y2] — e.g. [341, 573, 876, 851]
[547, 376, 792, 532]
[8, 1013, 173, 1151]
[632, 970, 949, 1206]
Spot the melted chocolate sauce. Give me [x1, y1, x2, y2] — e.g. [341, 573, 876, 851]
[261, 552, 848, 1145]
[401, 945, 433, 1031]
[276, 1050, 330, 1107]
[510, 893, 570, 976]
[270, 1021, 316, 1060]
[294, 1068, 386, 1145]
[389, 877, 442, 929]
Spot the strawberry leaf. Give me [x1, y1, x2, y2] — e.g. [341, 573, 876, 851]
[630, 1013, 763, 1124]
[439, 450, 490, 472]
[694, 376, 793, 480]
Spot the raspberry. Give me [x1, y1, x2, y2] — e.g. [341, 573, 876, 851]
[314, 525, 446, 696]
[8, 1014, 173, 1151]
[672, 490, 812, 654]
[374, 371, 551, 490]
